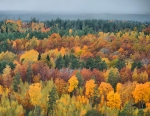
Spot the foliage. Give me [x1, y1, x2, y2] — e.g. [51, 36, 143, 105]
[55, 55, 64, 69]
[76, 71, 84, 87]
[85, 56, 107, 71]
[48, 86, 58, 116]
[0, 18, 149, 115]
[13, 72, 21, 92]
[0, 60, 15, 73]
[28, 83, 42, 106]
[118, 101, 134, 116]
[85, 109, 102, 116]
[107, 68, 121, 89]
[98, 82, 114, 100]
[132, 82, 150, 108]
[115, 59, 125, 71]
[26, 64, 32, 84]
[68, 75, 79, 93]
[20, 49, 39, 63]
[85, 79, 96, 98]
[107, 91, 121, 109]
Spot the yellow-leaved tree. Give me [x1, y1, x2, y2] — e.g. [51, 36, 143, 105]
[68, 75, 79, 92]
[132, 68, 138, 82]
[28, 83, 42, 106]
[132, 68, 148, 83]
[0, 85, 3, 95]
[25, 37, 39, 50]
[20, 49, 39, 63]
[40, 80, 54, 115]
[0, 51, 16, 61]
[107, 91, 121, 109]
[56, 94, 91, 116]
[139, 71, 148, 83]
[0, 92, 24, 116]
[85, 79, 96, 98]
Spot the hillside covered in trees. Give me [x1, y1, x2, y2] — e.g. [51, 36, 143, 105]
[0, 18, 150, 116]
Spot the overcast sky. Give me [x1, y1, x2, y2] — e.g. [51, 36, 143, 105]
[0, 0, 150, 14]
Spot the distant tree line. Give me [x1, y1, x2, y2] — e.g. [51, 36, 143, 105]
[0, 18, 150, 41]
[44, 18, 150, 35]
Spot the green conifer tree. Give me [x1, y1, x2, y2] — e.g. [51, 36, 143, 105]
[48, 86, 58, 116]
[13, 72, 21, 92]
[76, 71, 84, 87]
[55, 55, 64, 69]
[26, 64, 32, 84]
[107, 70, 120, 89]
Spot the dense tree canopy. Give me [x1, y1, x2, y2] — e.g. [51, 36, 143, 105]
[0, 18, 149, 116]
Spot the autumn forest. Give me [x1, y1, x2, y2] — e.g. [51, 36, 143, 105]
[0, 18, 150, 116]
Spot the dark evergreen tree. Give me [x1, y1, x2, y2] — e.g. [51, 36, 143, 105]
[63, 54, 70, 67]
[70, 54, 76, 60]
[26, 64, 32, 84]
[94, 56, 101, 69]
[13, 72, 21, 92]
[137, 61, 142, 69]
[115, 59, 126, 71]
[137, 109, 144, 116]
[0, 60, 15, 73]
[76, 71, 84, 87]
[69, 54, 79, 69]
[80, 61, 86, 69]
[91, 56, 107, 71]
[85, 109, 102, 116]
[85, 57, 95, 70]
[97, 60, 107, 71]
[107, 70, 121, 89]
[131, 61, 142, 71]
[45, 55, 52, 68]
[118, 101, 134, 116]
[70, 58, 79, 69]
[30, 17, 39, 23]
[131, 61, 137, 71]
[48, 86, 58, 116]
[0, 40, 11, 52]
[55, 55, 64, 69]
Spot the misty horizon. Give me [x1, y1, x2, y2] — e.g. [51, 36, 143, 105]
[0, 0, 150, 14]
[1, 0, 150, 22]
[0, 10, 150, 15]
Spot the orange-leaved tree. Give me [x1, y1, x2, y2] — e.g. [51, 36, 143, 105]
[55, 78, 67, 95]
[132, 82, 150, 108]
[107, 91, 121, 109]
[85, 79, 96, 98]
[98, 82, 114, 101]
